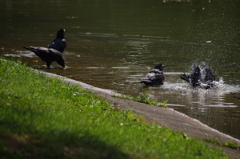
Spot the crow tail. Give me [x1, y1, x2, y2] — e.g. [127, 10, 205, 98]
[23, 46, 31, 50]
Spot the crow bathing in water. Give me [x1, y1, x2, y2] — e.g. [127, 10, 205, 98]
[23, 46, 65, 68]
[47, 29, 67, 52]
[180, 64, 216, 89]
[140, 64, 165, 86]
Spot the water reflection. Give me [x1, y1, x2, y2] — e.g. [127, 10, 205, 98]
[163, 0, 192, 2]
[0, 0, 240, 139]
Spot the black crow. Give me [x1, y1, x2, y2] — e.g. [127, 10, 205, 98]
[23, 46, 65, 68]
[180, 64, 216, 89]
[234, 96, 240, 100]
[47, 29, 67, 52]
[140, 64, 165, 86]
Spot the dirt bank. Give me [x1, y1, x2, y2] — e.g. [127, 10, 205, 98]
[40, 70, 240, 159]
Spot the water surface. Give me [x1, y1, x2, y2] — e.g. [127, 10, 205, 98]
[1, 0, 240, 139]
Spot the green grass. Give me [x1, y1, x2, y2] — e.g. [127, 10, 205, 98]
[113, 90, 168, 107]
[204, 138, 240, 150]
[0, 58, 229, 158]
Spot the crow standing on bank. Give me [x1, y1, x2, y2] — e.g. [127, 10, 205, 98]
[23, 46, 65, 68]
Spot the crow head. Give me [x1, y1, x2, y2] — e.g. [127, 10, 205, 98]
[154, 64, 165, 71]
[57, 29, 65, 39]
[57, 57, 65, 67]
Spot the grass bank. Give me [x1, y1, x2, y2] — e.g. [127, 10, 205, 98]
[0, 59, 228, 159]
[112, 91, 168, 107]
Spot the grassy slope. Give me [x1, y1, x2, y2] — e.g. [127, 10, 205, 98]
[0, 59, 228, 159]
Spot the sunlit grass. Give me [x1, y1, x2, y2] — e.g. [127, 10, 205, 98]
[204, 138, 240, 150]
[113, 90, 168, 107]
[0, 59, 228, 158]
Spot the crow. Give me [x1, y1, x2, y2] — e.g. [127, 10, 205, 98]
[23, 46, 65, 68]
[234, 96, 240, 100]
[140, 64, 165, 86]
[47, 29, 67, 52]
[180, 64, 216, 89]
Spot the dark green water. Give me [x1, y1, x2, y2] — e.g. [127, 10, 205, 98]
[1, 0, 240, 139]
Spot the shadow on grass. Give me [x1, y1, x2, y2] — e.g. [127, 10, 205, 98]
[0, 105, 131, 159]
[0, 124, 131, 159]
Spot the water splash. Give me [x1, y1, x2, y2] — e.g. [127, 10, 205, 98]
[4, 50, 35, 58]
[159, 75, 240, 108]
[163, 78, 240, 95]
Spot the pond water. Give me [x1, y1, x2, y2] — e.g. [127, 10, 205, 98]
[1, 0, 240, 139]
